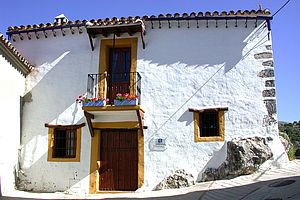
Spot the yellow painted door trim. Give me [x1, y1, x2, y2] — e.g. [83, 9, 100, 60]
[89, 129, 100, 193]
[93, 121, 139, 129]
[98, 38, 138, 98]
[89, 126, 144, 193]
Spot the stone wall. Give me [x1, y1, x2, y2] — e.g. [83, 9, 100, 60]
[254, 45, 278, 127]
[201, 137, 273, 182]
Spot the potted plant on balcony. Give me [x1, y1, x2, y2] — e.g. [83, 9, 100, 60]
[76, 95, 109, 106]
[114, 93, 139, 106]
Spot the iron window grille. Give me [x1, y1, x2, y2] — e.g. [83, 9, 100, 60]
[53, 129, 77, 158]
[200, 111, 219, 137]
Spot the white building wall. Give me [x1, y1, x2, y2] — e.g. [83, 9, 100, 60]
[11, 19, 287, 193]
[138, 20, 287, 189]
[0, 55, 25, 195]
[13, 30, 99, 193]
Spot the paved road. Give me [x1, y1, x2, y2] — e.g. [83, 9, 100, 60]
[1, 160, 300, 200]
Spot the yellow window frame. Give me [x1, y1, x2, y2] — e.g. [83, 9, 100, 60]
[190, 108, 227, 142]
[47, 126, 82, 162]
[98, 37, 138, 98]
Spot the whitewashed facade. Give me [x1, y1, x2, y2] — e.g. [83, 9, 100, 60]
[4, 10, 288, 194]
[0, 54, 24, 195]
[0, 34, 33, 195]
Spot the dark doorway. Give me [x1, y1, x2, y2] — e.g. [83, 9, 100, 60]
[99, 129, 138, 191]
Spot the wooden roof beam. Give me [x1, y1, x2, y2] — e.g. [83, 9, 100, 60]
[84, 111, 95, 137]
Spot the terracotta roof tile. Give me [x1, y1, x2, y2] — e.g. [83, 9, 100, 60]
[7, 9, 271, 34]
[0, 33, 34, 75]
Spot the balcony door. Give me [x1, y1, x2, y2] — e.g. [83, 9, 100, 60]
[107, 48, 131, 103]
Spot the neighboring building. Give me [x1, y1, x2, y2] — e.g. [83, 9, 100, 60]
[0, 33, 34, 195]
[2, 9, 288, 194]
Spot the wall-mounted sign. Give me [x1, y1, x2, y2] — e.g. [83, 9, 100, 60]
[155, 138, 166, 146]
[149, 137, 167, 151]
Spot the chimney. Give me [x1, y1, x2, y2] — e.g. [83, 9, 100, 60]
[54, 14, 68, 24]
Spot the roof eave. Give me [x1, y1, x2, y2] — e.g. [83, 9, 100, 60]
[146, 15, 273, 21]
[6, 14, 273, 37]
[0, 42, 32, 76]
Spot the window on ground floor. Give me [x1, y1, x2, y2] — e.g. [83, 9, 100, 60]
[189, 107, 228, 142]
[46, 123, 85, 162]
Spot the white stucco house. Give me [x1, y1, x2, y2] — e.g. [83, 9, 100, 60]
[0, 33, 34, 195]
[0, 9, 288, 194]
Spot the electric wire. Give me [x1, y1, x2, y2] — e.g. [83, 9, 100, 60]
[145, 22, 269, 143]
[272, 0, 291, 17]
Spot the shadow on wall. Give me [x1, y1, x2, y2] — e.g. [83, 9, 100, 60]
[19, 85, 88, 192]
[22, 49, 90, 133]
[17, 34, 98, 193]
[24, 51, 70, 93]
[2, 176, 300, 200]
[139, 24, 260, 74]
[19, 81, 90, 191]
[196, 143, 227, 182]
[22, 33, 96, 133]
[140, 23, 268, 144]
[17, 126, 91, 193]
[178, 110, 193, 126]
[16, 22, 270, 193]
[19, 48, 92, 191]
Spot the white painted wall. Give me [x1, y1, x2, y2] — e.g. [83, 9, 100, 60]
[0, 55, 25, 195]
[11, 19, 288, 193]
[138, 20, 288, 190]
[12, 30, 98, 193]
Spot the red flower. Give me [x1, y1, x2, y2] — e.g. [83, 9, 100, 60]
[76, 95, 85, 102]
[132, 94, 139, 100]
[115, 93, 139, 101]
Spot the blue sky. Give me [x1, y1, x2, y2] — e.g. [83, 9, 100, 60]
[1, 0, 299, 122]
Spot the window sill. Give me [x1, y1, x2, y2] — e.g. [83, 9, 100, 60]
[47, 157, 80, 162]
[195, 136, 224, 142]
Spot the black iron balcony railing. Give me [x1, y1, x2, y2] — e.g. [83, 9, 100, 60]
[87, 72, 141, 105]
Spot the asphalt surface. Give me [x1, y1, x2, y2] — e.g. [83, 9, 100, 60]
[1, 160, 300, 200]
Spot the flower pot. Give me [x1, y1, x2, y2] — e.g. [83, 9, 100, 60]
[114, 99, 139, 106]
[82, 100, 106, 106]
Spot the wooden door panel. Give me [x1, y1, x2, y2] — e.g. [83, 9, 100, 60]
[107, 48, 131, 103]
[99, 129, 138, 191]
[112, 131, 119, 190]
[99, 131, 106, 188]
[118, 151, 126, 190]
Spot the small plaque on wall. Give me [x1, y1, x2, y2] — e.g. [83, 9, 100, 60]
[149, 137, 167, 151]
[155, 138, 166, 146]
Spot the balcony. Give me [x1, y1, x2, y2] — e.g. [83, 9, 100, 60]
[82, 72, 144, 137]
[87, 72, 141, 105]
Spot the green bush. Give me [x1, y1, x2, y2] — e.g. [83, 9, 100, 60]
[279, 132, 292, 143]
[295, 148, 300, 157]
[279, 123, 300, 144]
[279, 132, 296, 160]
[288, 146, 295, 160]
